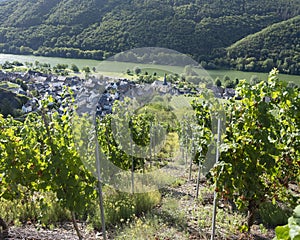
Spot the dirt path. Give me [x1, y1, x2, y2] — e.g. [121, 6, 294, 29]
[2, 172, 276, 240]
[3, 223, 100, 240]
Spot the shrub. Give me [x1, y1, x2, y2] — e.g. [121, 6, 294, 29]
[274, 205, 300, 240]
[0, 191, 71, 226]
[259, 202, 291, 227]
[89, 187, 161, 229]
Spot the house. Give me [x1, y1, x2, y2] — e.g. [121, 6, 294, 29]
[35, 76, 48, 83]
[113, 92, 119, 100]
[151, 80, 172, 93]
[50, 82, 63, 88]
[223, 88, 235, 99]
[85, 79, 95, 88]
[10, 87, 23, 95]
[0, 70, 6, 80]
[88, 91, 100, 104]
[118, 81, 131, 92]
[57, 76, 67, 82]
[22, 104, 32, 113]
[209, 86, 224, 98]
[263, 96, 271, 103]
[105, 82, 118, 90]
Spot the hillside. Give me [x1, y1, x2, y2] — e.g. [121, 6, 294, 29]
[0, 0, 299, 63]
[0, 88, 28, 117]
[221, 16, 300, 75]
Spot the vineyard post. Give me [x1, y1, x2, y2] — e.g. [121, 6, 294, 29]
[181, 145, 185, 167]
[195, 149, 202, 199]
[149, 121, 152, 168]
[211, 118, 221, 240]
[195, 155, 202, 199]
[185, 121, 188, 167]
[196, 123, 204, 199]
[130, 124, 134, 194]
[94, 115, 107, 240]
[188, 131, 194, 181]
[154, 125, 157, 162]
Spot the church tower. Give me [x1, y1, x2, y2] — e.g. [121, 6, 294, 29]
[163, 73, 167, 85]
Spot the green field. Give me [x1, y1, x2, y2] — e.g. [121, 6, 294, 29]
[0, 81, 19, 89]
[208, 69, 300, 85]
[0, 53, 100, 70]
[96, 61, 300, 84]
[96, 60, 188, 76]
[1, 53, 300, 84]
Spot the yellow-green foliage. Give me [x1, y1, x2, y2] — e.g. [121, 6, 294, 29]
[157, 132, 180, 159]
[89, 187, 161, 228]
[0, 191, 71, 226]
[0, 188, 161, 229]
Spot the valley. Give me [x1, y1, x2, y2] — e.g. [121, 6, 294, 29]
[1, 53, 300, 85]
[0, 1, 299, 239]
[0, 0, 299, 74]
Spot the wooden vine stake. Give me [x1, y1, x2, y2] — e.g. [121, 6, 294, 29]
[94, 115, 107, 240]
[211, 118, 221, 240]
[195, 148, 202, 200]
[130, 133, 134, 194]
[188, 132, 194, 181]
[196, 123, 204, 199]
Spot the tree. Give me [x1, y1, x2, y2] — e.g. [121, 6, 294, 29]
[215, 77, 222, 87]
[12, 61, 23, 66]
[224, 80, 235, 88]
[207, 62, 216, 69]
[82, 66, 91, 73]
[262, 58, 274, 71]
[200, 61, 208, 69]
[223, 75, 230, 82]
[183, 65, 197, 76]
[34, 61, 40, 67]
[134, 66, 141, 75]
[55, 63, 68, 70]
[71, 64, 79, 73]
[20, 46, 33, 55]
[250, 75, 260, 85]
[235, 78, 239, 86]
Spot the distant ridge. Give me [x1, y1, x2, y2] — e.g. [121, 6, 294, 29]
[223, 16, 300, 75]
[0, 0, 299, 73]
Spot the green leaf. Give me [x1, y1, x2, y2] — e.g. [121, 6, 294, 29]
[274, 225, 290, 240]
[294, 206, 300, 218]
[289, 217, 300, 240]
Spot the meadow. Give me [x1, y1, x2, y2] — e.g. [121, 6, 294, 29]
[1, 53, 300, 85]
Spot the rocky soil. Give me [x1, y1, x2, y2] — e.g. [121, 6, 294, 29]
[1, 173, 276, 240]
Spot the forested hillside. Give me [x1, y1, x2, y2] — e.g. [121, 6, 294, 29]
[221, 16, 300, 75]
[0, 0, 299, 71]
[0, 88, 28, 117]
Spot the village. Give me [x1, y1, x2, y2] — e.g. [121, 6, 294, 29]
[0, 69, 237, 117]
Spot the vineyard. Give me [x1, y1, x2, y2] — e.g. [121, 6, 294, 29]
[0, 69, 299, 239]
